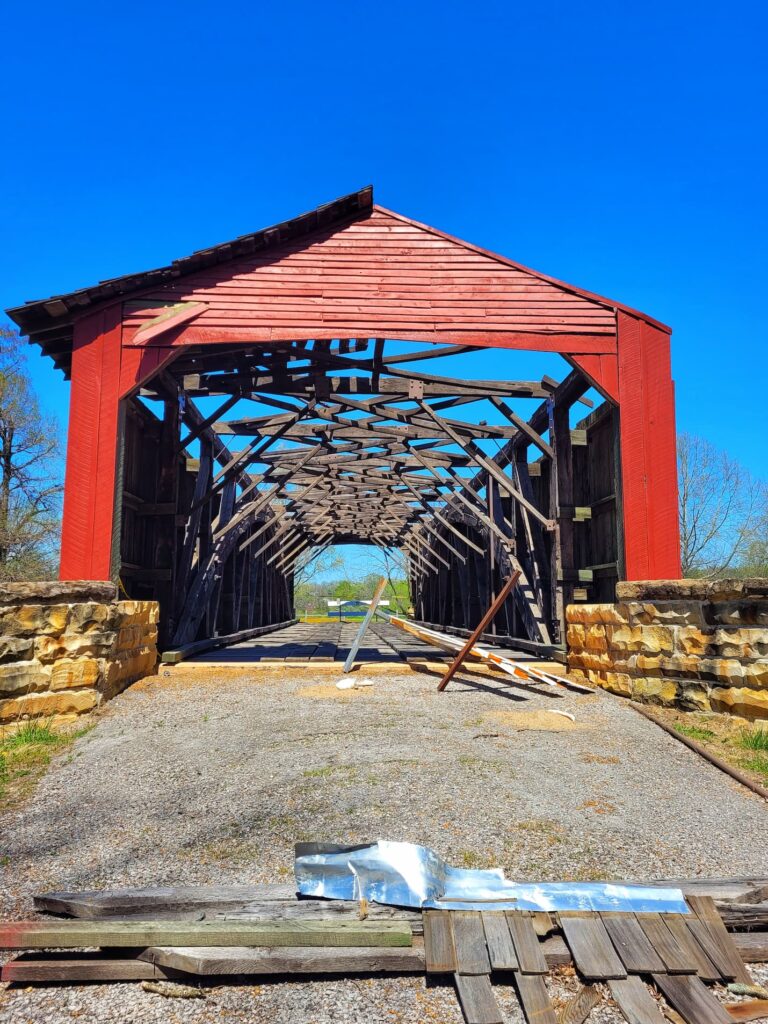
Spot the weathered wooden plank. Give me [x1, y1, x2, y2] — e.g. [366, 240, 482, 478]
[687, 895, 753, 984]
[481, 912, 518, 971]
[423, 910, 455, 973]
[636, 914, 698, 974]
[607, 977, 666, 1024]
[734, 930, 768, 963]
[140, 940, 426, 975]
[601, 914, 666, 974]
[224, 900, 423, 932]
[514, 972, 557, 1023]
[536, 931, 768, 970]
[686, 919, 741, 982]
[34, 884, 298, 919]
[652, 972, 732, 1024]
[558, 985, 601, 1024]
[454, 972, 504, 1024]
[718, 903, 768, 930]
[0, 919, 412, 950]
[505, 912, 548, 974]
[560, 915, 627, 980]
[724, 999, 768, 1022]
[0, 952, 171, 983]
[661, 914, 721, 982]
[451, 911, 491, 975]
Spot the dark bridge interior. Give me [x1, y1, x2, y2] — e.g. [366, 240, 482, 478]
[119, 339, 622, 654]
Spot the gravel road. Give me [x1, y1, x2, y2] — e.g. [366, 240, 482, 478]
[1, 664, 767, 1022]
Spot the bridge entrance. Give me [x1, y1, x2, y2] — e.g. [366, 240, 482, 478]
[8, 187, 680, 655]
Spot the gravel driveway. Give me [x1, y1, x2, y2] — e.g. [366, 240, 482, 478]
[1, 664, 767, 1022]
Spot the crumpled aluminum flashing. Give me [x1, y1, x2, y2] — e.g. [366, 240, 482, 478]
[295, 840, 689, 914]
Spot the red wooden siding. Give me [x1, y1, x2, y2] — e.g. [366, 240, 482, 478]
[121, 208, 617, 351]
[60, 313, 177, 581]
[616, 312, 681, 580]
[57, 202, 680, 589]
[60, 308, 123, 580]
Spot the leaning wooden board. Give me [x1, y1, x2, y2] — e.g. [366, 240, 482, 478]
[0, 919, 413, 949]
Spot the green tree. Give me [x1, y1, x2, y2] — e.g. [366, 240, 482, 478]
[0, 326, 62, 580]
[333, 579, 356, 601]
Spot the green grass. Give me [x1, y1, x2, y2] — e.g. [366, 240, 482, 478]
[303, 766, 333, 778]
[3, 720, 64, 748]
[739, 726, 768, 751]
[302, 764, 358, 780]
[674, 723, 716, 742]
[0, 718, 91, 811]
[741, 755, 768, 782]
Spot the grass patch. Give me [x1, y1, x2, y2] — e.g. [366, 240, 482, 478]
[674, 723, 716, 743]
[456, 849, 498, 870]
[0, 719, 91, 812]
[739, 726, 768, 752]
[740, 755, 768, 782]
[302, 764, 358, 782]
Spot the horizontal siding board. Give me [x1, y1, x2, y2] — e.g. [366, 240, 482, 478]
[120, 210, 615, 344]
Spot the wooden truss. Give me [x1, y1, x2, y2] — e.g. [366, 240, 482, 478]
[120, 337, 615, 651]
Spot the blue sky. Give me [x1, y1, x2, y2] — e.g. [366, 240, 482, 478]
[2, 0, 766, 576]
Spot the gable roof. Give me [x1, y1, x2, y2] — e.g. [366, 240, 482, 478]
[6, 185, 669, 377]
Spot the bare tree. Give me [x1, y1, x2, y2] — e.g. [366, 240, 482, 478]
[0, 326, 62, 580]
[678, 431, 766, 577]
[293, 545, 344, 586]
[364, 545, 411, 613]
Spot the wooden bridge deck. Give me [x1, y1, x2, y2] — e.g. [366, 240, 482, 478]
[185, 620, 548, 668]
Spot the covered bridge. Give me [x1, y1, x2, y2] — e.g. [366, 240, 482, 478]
[7, 187, 680, 654]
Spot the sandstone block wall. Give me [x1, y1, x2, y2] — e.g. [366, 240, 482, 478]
[0, 582, 158, 731]
[566, 579, 768, 720]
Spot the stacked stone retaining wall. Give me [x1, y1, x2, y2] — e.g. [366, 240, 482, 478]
[566, 579, 768, 720]
[0, 582, 158, 731]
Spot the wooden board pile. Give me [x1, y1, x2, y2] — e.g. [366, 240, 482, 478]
[424, 897, 759, 1024]
[2, 880, 768, 1024]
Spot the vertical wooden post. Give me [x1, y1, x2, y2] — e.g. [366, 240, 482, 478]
[616, 313, 681, 580]
[552, 396, 575, 641]
[60, 308, 123, 581]
[487, 476, 496, 635]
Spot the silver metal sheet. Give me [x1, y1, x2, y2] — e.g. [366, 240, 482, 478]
[294, 840, 689, 914]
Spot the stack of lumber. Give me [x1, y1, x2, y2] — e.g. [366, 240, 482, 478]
[424, 897, 760, 1024]
[2, 878, 768, 1024]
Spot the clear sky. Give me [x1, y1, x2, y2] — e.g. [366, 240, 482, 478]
[2, 1, 766, 525]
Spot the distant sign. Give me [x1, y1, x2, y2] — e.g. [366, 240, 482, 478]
[326, 599, 390, 608]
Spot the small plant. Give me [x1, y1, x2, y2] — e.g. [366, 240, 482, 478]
[674, 723, 716, 743]
[457, 849, 495, 869]
[739, 726, 768, 751]
[0, 717, 91, 810]
[3, 717, 60, 747]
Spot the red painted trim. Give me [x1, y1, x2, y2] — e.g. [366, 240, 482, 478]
[568, 353, 620, 403]
[165, 325, 618, 355]
[60, 307, 123, 580]
[119, 344, 179, 398]
[616, 312, 681, 580]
